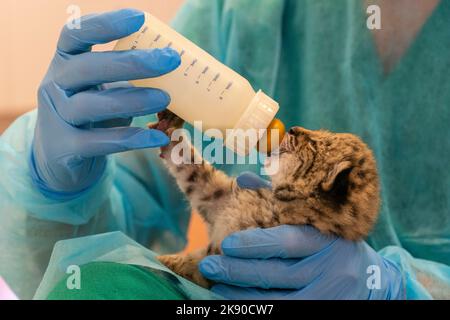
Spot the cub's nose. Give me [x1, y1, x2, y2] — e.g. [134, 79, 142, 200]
[288, 126, 313, 136]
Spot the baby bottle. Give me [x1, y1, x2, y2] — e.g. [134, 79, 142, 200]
[114, 12, 285, 155]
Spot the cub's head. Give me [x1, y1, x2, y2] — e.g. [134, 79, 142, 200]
[268, 127, 380, 240]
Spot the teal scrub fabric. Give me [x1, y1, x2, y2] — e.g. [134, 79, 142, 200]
[0, 0, 449, 299]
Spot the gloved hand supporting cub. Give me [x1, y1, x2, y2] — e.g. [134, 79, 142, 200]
[200, 225, 405, 300]
[202, 173, 405, 300]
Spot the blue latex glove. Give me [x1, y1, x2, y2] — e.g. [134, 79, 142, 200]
[30, 9, 181, 200]
[199, 225, 405, 300]
[236, 171, 272, 190]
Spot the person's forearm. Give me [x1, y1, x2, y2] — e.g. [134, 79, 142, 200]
[0, 111, 117, 298]
[379, 246, 450, 299]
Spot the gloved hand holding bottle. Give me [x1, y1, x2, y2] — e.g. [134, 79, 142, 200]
[30, 9, 181, 200]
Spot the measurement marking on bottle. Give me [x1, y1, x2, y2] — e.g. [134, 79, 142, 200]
[219, 82, 233, 100]
[149, 34, 161, 48]
[184, 59, 198, 76]
[179, 49, 186, 57]
[207, 73, 221, 91]
[167, 42, 173, 48]
[131, 26, 148, 49]
[196, 67, 209, 84]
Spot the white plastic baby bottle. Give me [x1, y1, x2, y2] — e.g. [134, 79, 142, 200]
[114, 12, 283, 155]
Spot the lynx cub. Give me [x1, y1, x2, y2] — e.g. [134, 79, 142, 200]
[150, 111, 380, 288]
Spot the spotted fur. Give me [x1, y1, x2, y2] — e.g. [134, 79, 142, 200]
[150, 112, 380, 288]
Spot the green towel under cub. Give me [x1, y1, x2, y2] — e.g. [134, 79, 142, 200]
[47, 262, 187, 300]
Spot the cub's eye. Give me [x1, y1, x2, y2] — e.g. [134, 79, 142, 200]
[289, 128, 301, 136]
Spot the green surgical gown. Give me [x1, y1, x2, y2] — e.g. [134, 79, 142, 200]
[0, 0, 449, 299]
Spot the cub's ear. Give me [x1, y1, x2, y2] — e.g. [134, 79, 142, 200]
[321, 161, 353, 195]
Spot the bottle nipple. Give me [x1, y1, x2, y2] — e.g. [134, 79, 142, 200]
[257, 118, 286, 155]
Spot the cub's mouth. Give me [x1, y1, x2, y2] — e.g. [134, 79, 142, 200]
[263, 130, 291, 174]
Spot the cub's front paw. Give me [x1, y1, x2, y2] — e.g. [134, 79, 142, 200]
[148, 111, 185, 159]
[148, 110, 184, 134]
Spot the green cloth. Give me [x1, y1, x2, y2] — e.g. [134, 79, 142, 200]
[171, 0, 450, 298]
[47, 262, 186, 300]
[34, 232, 220, 300]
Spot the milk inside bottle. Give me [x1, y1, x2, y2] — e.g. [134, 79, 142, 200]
[114, 12, 284, 155]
